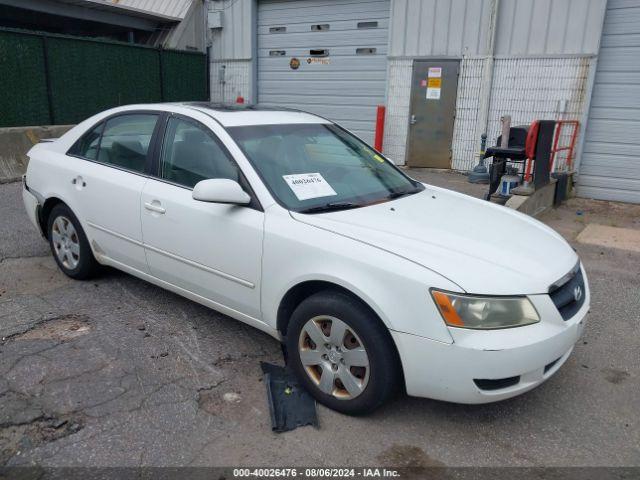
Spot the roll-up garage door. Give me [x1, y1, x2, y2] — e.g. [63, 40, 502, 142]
[257, 0, 390, 144]
[577, 0, 640, 203]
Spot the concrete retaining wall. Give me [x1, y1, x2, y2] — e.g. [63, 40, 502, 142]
[0, 125, 73, 183]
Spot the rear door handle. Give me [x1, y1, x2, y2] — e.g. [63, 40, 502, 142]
[71, 176, 86, 188]
[410, 114, 417, 125]
[144, 201, 166, 214]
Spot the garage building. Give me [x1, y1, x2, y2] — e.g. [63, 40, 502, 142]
[204, 0, 636, 204]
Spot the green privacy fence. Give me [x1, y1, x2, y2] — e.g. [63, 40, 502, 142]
[0, 28, 208, 128]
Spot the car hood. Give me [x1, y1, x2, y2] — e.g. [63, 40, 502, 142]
[291, 186, 578, 295]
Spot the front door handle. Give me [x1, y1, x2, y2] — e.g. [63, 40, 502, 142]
[144, 201, 166, 214]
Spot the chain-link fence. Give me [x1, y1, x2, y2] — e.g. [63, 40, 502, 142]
[0, 28, 208, 128]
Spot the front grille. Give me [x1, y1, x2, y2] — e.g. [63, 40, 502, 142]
[549, 266, 586, 321]
[473, 376, 520, 391]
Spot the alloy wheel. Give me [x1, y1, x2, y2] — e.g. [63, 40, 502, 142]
[51, 216, 80, 270]
[298, 315, 370, 399]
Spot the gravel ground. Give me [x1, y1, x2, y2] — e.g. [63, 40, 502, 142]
[1, 178, 639, 468]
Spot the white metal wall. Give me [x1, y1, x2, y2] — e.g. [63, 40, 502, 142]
[257, 0, 391, 143]
[209, 0, 254, 60]
[208, 0, 255, 103]
[494, 0, 605, 56]
[388, 0, 606, 57]
[389, 0, 492, 57]
[577, 0, 640, 204]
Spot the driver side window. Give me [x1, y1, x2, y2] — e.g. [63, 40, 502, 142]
[160, 117, 239, 188]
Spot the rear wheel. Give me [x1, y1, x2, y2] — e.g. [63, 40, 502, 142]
[47, 204, 99, 280]
[286, 290, 400, 415]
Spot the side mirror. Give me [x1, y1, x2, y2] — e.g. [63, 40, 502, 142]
[192, 179, 251, 205]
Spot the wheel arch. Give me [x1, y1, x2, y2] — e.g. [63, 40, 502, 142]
[277, 281, 346, 337]
[276, 280, 397, 344]
[277, 279, 406, 392]
[39, 196, 67, 239]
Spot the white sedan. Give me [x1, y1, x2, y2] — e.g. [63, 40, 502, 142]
[22, 103, 589, 414]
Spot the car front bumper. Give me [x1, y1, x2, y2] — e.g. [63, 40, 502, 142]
[392, 287, 589, 404]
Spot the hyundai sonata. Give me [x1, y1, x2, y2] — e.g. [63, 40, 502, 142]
[22, 103, 589, 414]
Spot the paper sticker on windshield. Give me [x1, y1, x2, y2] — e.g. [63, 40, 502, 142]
[283, 173, 337, 201]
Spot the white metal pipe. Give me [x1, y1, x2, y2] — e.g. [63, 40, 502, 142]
[475, 0, 500, 151]
[572, 0, 608, 180]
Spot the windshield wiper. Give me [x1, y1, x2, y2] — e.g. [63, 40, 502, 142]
[386, 188, 422, 200]
[298, 202, 362, 214]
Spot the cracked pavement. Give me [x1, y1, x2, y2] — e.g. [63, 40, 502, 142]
[1, 179, 639, 467]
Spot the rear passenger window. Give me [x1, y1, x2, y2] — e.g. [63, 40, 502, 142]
[98, 114, 158, 173]
[69, 123, 103, 160]
[160, 117, 239, 188]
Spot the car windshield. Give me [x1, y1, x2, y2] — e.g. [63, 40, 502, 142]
[227, 123, 424, 213]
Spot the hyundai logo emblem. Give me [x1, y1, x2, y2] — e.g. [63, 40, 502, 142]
[574, 285, 583, 302]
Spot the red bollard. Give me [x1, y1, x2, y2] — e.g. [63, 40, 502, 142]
[374, 105, 385, 152]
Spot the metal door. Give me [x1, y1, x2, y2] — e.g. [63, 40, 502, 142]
[407, 60, 459, 168]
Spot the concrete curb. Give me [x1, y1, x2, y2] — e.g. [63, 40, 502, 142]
[506, 179, 557, 217]
[0, 125, 74, 183]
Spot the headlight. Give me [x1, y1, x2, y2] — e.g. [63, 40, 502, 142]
[431, 290, 540, 329]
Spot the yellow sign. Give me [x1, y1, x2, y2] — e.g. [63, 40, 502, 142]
[427, 77, 442, 88]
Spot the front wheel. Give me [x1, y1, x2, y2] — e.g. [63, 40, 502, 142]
[286, 290, 401, 415]
[47, 204, 99, 280]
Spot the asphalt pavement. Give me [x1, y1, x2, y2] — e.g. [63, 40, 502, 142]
[1, 177, 639, 468]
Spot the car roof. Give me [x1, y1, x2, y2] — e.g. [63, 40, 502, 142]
[99, 102, 331, 127]
[179, 102, 331, 127]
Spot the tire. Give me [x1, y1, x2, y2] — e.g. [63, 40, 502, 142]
[286, 290, 401, 415]
[47, 203, 99, 280]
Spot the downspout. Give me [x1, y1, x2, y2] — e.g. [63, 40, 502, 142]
[571, 55, 598, 179]
[475, 0, 500, 150]
[204, 0, 212, 101]
[250, 0, 258, 104]
[572, 0, 608, 181]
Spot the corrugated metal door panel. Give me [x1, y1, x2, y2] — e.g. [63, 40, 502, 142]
[585, 119, 640, 143]
[593, 72, 640, 84]
[581, 153, 640, 172]
[579, 175, 640, 191]
[591, 86, 640, 109]
[583, 141, 640, 157]
[257, 0, 390, 143]
[577, 0, 640, 203]
[600, 32, 640, 47]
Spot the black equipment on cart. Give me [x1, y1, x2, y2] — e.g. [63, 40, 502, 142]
[482, 120, 556, 200]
